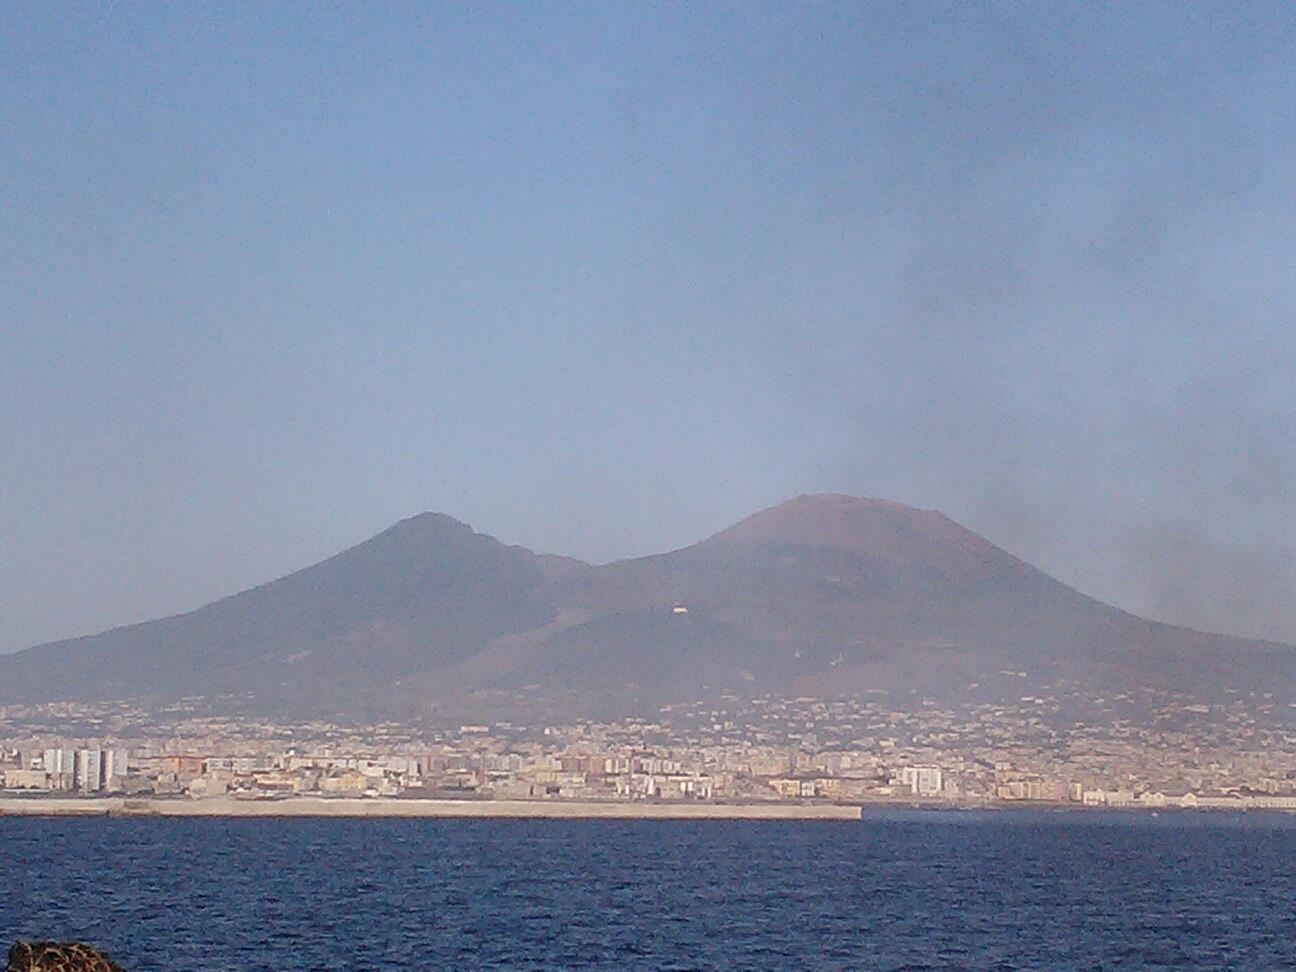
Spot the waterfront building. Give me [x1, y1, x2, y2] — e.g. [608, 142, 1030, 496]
[900, 765, 943, 797]
[76, 749, 103, 792]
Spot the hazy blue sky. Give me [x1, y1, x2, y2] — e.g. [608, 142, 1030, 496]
[3, 3, 1295, 652]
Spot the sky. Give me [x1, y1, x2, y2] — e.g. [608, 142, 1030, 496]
[3, 2, 1295, 653]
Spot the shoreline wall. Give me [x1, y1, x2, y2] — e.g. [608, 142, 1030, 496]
[0, 797, 862, 820]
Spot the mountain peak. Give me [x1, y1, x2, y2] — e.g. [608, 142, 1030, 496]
[367, 511, 482, 548]
[702, 493, 1029, 580]
[386, 511, 474, 534]
[708, 493, 940, 547]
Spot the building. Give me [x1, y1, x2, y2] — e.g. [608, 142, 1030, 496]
[42, 748, 74, 775]
[900, 765, 943, 797]
[76, 749, 103, 792]
[3, 768, 51, 790]
[104, 749, 129, 785]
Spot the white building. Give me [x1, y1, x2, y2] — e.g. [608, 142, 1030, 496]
[104, 749, 129, 787]
[76, 749, 103, 792]
[900, 765, 944, 797]
[42, 748, 74, 775]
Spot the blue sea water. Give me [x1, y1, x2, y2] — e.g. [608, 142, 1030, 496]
[2, 810, 1295, 970]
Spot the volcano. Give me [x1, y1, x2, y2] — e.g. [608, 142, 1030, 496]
[2, 495, 1293, 719]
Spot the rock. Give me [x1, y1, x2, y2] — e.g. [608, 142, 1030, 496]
[6, 942, 124, 972]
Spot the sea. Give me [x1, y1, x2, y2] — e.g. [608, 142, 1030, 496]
[3, 810, 1295, 970]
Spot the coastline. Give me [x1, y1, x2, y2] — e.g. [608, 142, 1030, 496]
[2, 797, 1292, 820]
[0, 797, 863, 820]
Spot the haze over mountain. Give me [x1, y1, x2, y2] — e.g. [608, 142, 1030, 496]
[2, 495, 1293, 721]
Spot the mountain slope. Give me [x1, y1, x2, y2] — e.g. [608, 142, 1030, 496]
[0, 513, 577, 715]
[523, 495, 1296, 705]
[2, 495, 1293, 718]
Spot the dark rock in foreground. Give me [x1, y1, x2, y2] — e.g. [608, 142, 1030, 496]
[6, 942, 123, 972]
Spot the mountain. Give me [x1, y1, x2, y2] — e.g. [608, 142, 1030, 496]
[3, 495, 1294, 719]
[0, 514, 572, 720]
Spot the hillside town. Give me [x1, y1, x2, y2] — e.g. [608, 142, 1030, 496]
[3, 686, 1296, 812]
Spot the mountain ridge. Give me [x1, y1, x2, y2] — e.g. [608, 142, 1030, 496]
[2, 494, 1293, 719]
